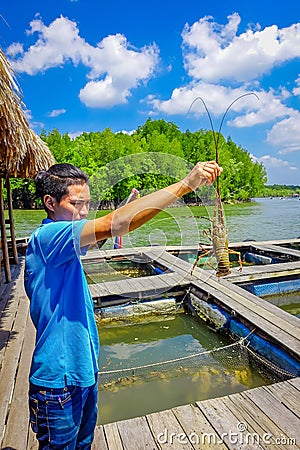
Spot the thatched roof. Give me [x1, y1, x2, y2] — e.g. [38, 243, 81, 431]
[0, 48, 55, 178]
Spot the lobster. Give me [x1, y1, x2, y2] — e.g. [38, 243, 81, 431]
[189, 93, 258, 277]
[191, 193, 242, 276]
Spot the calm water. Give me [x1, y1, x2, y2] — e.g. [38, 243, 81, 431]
[97, 313, 273, 424]
[264, 292, 300, 317]
[8, 197, 300, 245]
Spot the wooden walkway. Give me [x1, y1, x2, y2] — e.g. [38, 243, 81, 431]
[0, 243, 300, 449]
[85, 239, 300, 304]
[93, 378, 300, 450]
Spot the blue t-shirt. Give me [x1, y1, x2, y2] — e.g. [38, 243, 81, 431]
[24, 218, 99, 388]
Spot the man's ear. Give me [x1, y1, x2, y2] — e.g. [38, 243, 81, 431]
[43, 195, 56, 212]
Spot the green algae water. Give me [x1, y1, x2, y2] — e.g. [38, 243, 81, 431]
[263, 292, 300, 318]
[97, 313, 274, 424]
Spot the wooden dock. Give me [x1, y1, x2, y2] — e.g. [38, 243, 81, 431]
[0, 240, 300, 449]
[84, 238, 300, 304]
[93, 378, 300, 450]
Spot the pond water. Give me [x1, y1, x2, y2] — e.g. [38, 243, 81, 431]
[281, 302, 300, 317]
[97, 312, 274, 424]
[85, 259, 156, 284]
[263, 292, 300, 318]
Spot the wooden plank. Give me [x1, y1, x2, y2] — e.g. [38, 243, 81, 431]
[0, 179, 11, 283]
[0, 293, 21, 370]
[90, 247, 300, 357]
[197, 397, 263, 450]
[172, 403, 228, 449]
[91, 271, 189, 302]
[107, 279, 136, 295]
[236, 390, 299, 450]
[226, 262, 300, 283]
[144, 249, 189, 274]
[287, 377, 300, 390]
[2, 315, 35, 449]
[264, 380, 300, 417]
[117, 416, 159, 450]
[191, 280, 300, 341]
[225, 393, 284, 450]
[218, 278, 300, 332]
[249, 243, 300, 258]
[0, 294, 29, 447]
[90, 281, 111, 297]
[188, 255, 300, 335]
[103, 422, 123, 450]
[190, 279, 300, 357]
[147, 408, 194, 450]
[150, 248, 300, 339]
[92, 425, 109, 450]
[243, 385, 300, 443]
[0, 264, 21, 307]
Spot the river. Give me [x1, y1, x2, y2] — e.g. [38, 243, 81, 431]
[8, 196, 300, 245]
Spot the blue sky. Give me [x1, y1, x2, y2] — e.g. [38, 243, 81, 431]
[1, 0, 300, 185]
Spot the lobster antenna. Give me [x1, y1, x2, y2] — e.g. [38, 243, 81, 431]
[188, 92, 259, 196]
[215, 92, 260, 157]
[187, 97, 218, 161]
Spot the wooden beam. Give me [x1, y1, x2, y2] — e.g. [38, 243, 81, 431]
[5, 177, 18, 264]
[0, 178, 11, 283]
[5, 177, 19, 264]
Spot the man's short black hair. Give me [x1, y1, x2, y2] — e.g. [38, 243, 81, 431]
[35, 163, 89, 212]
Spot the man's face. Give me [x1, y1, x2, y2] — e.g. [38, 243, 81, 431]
[49, 183, 91, 221]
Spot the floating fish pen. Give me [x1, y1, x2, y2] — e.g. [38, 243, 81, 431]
[84, 254, 164, 284]
[84, 239, 300, 424]
[1, 241, 300, 447]
[236, 275, 300, 320]
[170, 239, 300, 268]
[238, 274, 300, 297]
[97, 309, 277, 424]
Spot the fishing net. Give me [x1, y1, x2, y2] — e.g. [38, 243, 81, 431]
[98, 338, 248, 387]
[98, 328, 296, 390]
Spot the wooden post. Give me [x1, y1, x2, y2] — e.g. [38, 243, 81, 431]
[0, 177, 11, 283]
[5, 177, 18, 264]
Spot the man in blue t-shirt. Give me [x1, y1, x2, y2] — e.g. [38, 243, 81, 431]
[25, 161, 222, 448]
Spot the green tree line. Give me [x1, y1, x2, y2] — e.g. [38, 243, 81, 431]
[261, 184, 300, 198]
[7, 118, 268, 208]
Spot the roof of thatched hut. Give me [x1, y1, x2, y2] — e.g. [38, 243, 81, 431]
[0, 48, 55, 178]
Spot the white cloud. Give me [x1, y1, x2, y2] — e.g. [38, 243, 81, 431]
[79, 77, 129, 107]
[7, 15, 159, 108]
[182, 14, 300, 83]
[147, 82, 294, 128]
[147, 82, 259, 116]
[24, 109, 33, 121]
[252, 153, 299, 184]
[6, 42, 23, 57]
[266, 112, 300, 154]
[228, 89, 293, 127]
[253, 154, 290, 167]
[118, 129, 136, 135]
[68, 131, 83, 140]
[48, 108, 66, 117]
[147, 14, 300, 169]
[293, 76, 300, 96]
[22, 108, 44, 130]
